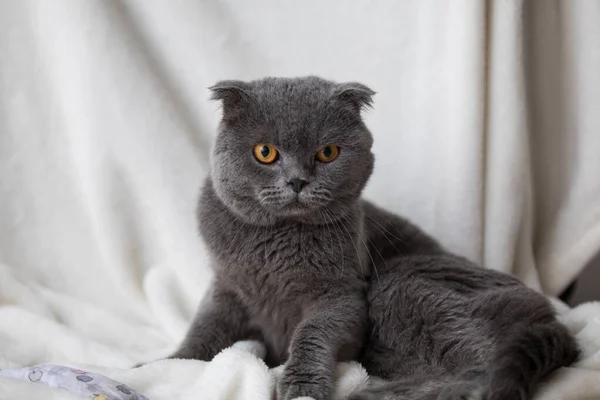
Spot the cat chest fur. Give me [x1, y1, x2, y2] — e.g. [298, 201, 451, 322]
[199, 182, 366, 364]
[223, 222, 354, 302]
[211, 218, 363, 364]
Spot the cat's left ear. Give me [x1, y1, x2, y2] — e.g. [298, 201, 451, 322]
[331, 82, 376, 113]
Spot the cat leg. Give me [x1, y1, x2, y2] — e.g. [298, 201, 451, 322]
[169, 284, 253, 362]
[277, 290, 367, 400]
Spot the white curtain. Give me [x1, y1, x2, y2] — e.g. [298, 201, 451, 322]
[0, 0, 599, 372]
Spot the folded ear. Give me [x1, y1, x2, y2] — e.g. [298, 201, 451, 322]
[331, 82, 376, 113]
[209, 80, 255, 119]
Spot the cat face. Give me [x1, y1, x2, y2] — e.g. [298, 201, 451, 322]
[210, 77, 375, 225]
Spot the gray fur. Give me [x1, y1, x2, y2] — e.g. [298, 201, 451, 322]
[170, 77, 580, 400]
[354, 202, 580, 400]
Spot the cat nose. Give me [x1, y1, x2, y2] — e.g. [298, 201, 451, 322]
[288, 178, 308, 193]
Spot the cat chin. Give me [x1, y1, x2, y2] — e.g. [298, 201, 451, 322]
[274, 204, 314, 218]
[267, 203, 337, 223]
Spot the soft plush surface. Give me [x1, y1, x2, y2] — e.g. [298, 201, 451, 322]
[0, 298, 599, 399]
[1, 0, 600, 399]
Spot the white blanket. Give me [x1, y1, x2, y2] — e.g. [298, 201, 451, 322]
[1, 0, 600, 399]
[0, 295, 599, 399]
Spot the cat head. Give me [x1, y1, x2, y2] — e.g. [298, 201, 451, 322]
[210, 76, 375, 225]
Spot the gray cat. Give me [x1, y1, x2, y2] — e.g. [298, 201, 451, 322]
[170, 76, 579, 400]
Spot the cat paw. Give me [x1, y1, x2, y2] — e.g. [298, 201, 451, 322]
[276, 368, 331, 400]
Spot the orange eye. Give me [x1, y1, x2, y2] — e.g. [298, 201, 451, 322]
[253, 144, 278, 164]
[316, 145, 339, 163]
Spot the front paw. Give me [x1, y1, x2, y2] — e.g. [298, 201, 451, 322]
[277, 365, 332, 400]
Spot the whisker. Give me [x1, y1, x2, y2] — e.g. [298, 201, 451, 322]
[335, 199, 400, 282]
[337, 198, 406, 253]
[367, 216, 407, 245]
[362, 204, 412, 244]
[365, 220, 405, 260]
[317, 209, 339, 275]
[339, 213, 380, 284]
[322, 208, 346, 279]
[325, 208, 366, 281]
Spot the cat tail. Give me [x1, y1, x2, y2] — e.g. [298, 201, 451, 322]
[351, 322, 580, 400]
[348, 377, 446, 400]
[480, 321, 580, 400]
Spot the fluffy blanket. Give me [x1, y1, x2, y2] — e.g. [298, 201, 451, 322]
[0, 295, 599, 399]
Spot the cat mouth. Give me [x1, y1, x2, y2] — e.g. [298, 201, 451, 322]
[283, 207, 309, 217]
[276, 198, 313, 215]
[284, 198, 307, 209]
[258, 190, 329, 217]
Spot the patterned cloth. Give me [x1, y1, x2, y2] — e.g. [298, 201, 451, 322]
[0, 365, 149, 400]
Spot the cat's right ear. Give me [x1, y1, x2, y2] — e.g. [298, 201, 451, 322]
[209, 80, 255, 120]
